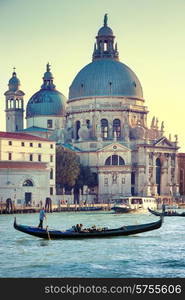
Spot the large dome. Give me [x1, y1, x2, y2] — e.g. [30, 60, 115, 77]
[26, 89, 66, 118]
[69, 59, 143, 101]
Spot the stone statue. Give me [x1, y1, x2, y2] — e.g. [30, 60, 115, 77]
[112, 172, 117, 183]
[161, 121, 164, 132]
[96, 122, 102, 140]
[63, 116, 73, 142]
[49, 128, 64, 142]
[156, 118, 158, 128]
[66, 116, 72, 129]
[104, 13, 108, 26]
[46, 62, 51, 72]
[113, 130, 117, 141]
[151, 116, 155, 128]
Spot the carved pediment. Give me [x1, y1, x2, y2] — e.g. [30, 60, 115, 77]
[153, 137, 175, 148]
[97, 143, 131, 153]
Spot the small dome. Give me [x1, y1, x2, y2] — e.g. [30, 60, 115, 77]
[8, 72, 20, 91]
[98, 26, 113, 36]
[26, 89, 66, 118]
[43, 71, 53, 81]
[26, 64, 66, 118]
[43, 63, 54, 81]
[69, 59, 143, 100]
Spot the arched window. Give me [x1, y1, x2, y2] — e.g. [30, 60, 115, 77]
[113, 119, 121, 138]
[11, 99, 14, 109]
[15, 99, 19, 109]
[112, 155, 118, 165]
[75, 120, 81, 140]
[50, 168, 53, 180]
[105, 156, 111, 165]
[101, 119, 108, 139]
[156, 158, 161, 195]
[119, 156, 125, 165]
[105, 155, 125, 166]
[103, 41, 108, 51]
[23, 179, 33, 186]
[86, 119, 90, 129]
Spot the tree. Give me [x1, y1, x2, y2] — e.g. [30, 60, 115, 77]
[56, 146, 80, 190]
[75, 165, 98, 191]
[73, 165, 98, 204]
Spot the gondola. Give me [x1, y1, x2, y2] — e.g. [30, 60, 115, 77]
[14, 216, 163, 239]
[148, 207, 185, 217]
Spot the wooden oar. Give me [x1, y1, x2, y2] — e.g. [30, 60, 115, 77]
[45, 217, 51, 240]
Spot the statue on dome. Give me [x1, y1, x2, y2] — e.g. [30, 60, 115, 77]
[104, 14, 108, 26]
[46, 63, 51, 72]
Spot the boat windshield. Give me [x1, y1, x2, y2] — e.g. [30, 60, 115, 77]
[130, 198, 143, 204]
[115, 199, 129, 204]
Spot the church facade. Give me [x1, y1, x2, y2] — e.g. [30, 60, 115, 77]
[2, 15, 180, 203]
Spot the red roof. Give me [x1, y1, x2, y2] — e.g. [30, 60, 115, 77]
[0, 161, 48, 169]
[0, 131, 54, 142]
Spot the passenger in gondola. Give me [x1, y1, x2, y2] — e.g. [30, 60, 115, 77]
[162, 203, 165, 213]
[91, 225, 97, 232]
[76, 224, 83, 232]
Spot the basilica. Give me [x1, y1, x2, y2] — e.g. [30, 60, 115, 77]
[1, 15, 180, 204]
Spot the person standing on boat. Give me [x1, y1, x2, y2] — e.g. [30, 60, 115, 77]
[162, 203, 165, 213]
[38, 207, 46, 229]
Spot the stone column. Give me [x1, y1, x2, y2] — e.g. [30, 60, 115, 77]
[149, 153, 156, 196]
[145, 153, 152, 196]
[108, 123, 113, 140]
[160, 155, 168, 195]
[173, 154, 180, 196]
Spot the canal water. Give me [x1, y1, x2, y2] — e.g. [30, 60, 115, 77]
[0, 211, 185, 278]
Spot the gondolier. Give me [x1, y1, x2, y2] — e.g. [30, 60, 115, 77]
[38, 207, 46, 229]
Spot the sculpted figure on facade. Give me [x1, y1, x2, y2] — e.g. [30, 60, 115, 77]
[112, 172, 117, 184]
[161, 121, 164, 134]
[123, 124, 130, 142]
[64, 116, 73, 142]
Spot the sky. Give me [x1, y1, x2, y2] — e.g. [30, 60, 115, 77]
[0, 0, 185, 150]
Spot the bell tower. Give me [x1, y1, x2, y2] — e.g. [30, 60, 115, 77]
[4, 68, 25, 132]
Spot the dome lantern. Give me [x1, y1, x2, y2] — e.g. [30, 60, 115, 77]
[41, 63, 56, 90]
[8, 67, 21, 92]
[93, 14, 119, 61]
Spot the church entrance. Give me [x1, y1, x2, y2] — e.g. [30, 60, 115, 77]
[25, 192, 32, 206]
[156, 158, 161, 195]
